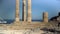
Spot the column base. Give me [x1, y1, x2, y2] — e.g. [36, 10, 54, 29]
[13, 21, 20, 26]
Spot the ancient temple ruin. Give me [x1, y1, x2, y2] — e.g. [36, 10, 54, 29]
[0, 0, 49, 30]
[1, 0, 60, 34]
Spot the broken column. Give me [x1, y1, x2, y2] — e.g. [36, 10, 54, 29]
[27, 0, 32, 23]
[43, 12, 48, 23]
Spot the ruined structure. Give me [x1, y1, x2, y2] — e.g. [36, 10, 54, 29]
[0, 0, 49, 30]
[43, 12, 48, 23]
[1, 0, 60, 34]
[14, 0, 20, 25]
[22, 0, 26, 22]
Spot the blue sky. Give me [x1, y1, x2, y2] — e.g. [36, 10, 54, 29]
[0, 0, 60, 20]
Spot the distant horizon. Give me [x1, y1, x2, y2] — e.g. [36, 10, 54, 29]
[0, 19, 43, 24]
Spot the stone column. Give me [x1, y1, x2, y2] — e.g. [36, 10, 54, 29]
[15, 0, 20, 22]
[24, 0, 26, 22]
[27, 0, 32, 23]
[43, 12, 48, 23]
[22, 0, 26, 22]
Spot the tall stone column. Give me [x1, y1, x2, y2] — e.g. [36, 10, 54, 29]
[43, 12, 48, 23]
[15, 0, 20, 23]
[27, 0, 32, 23]
[22, 0, 26, 22]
